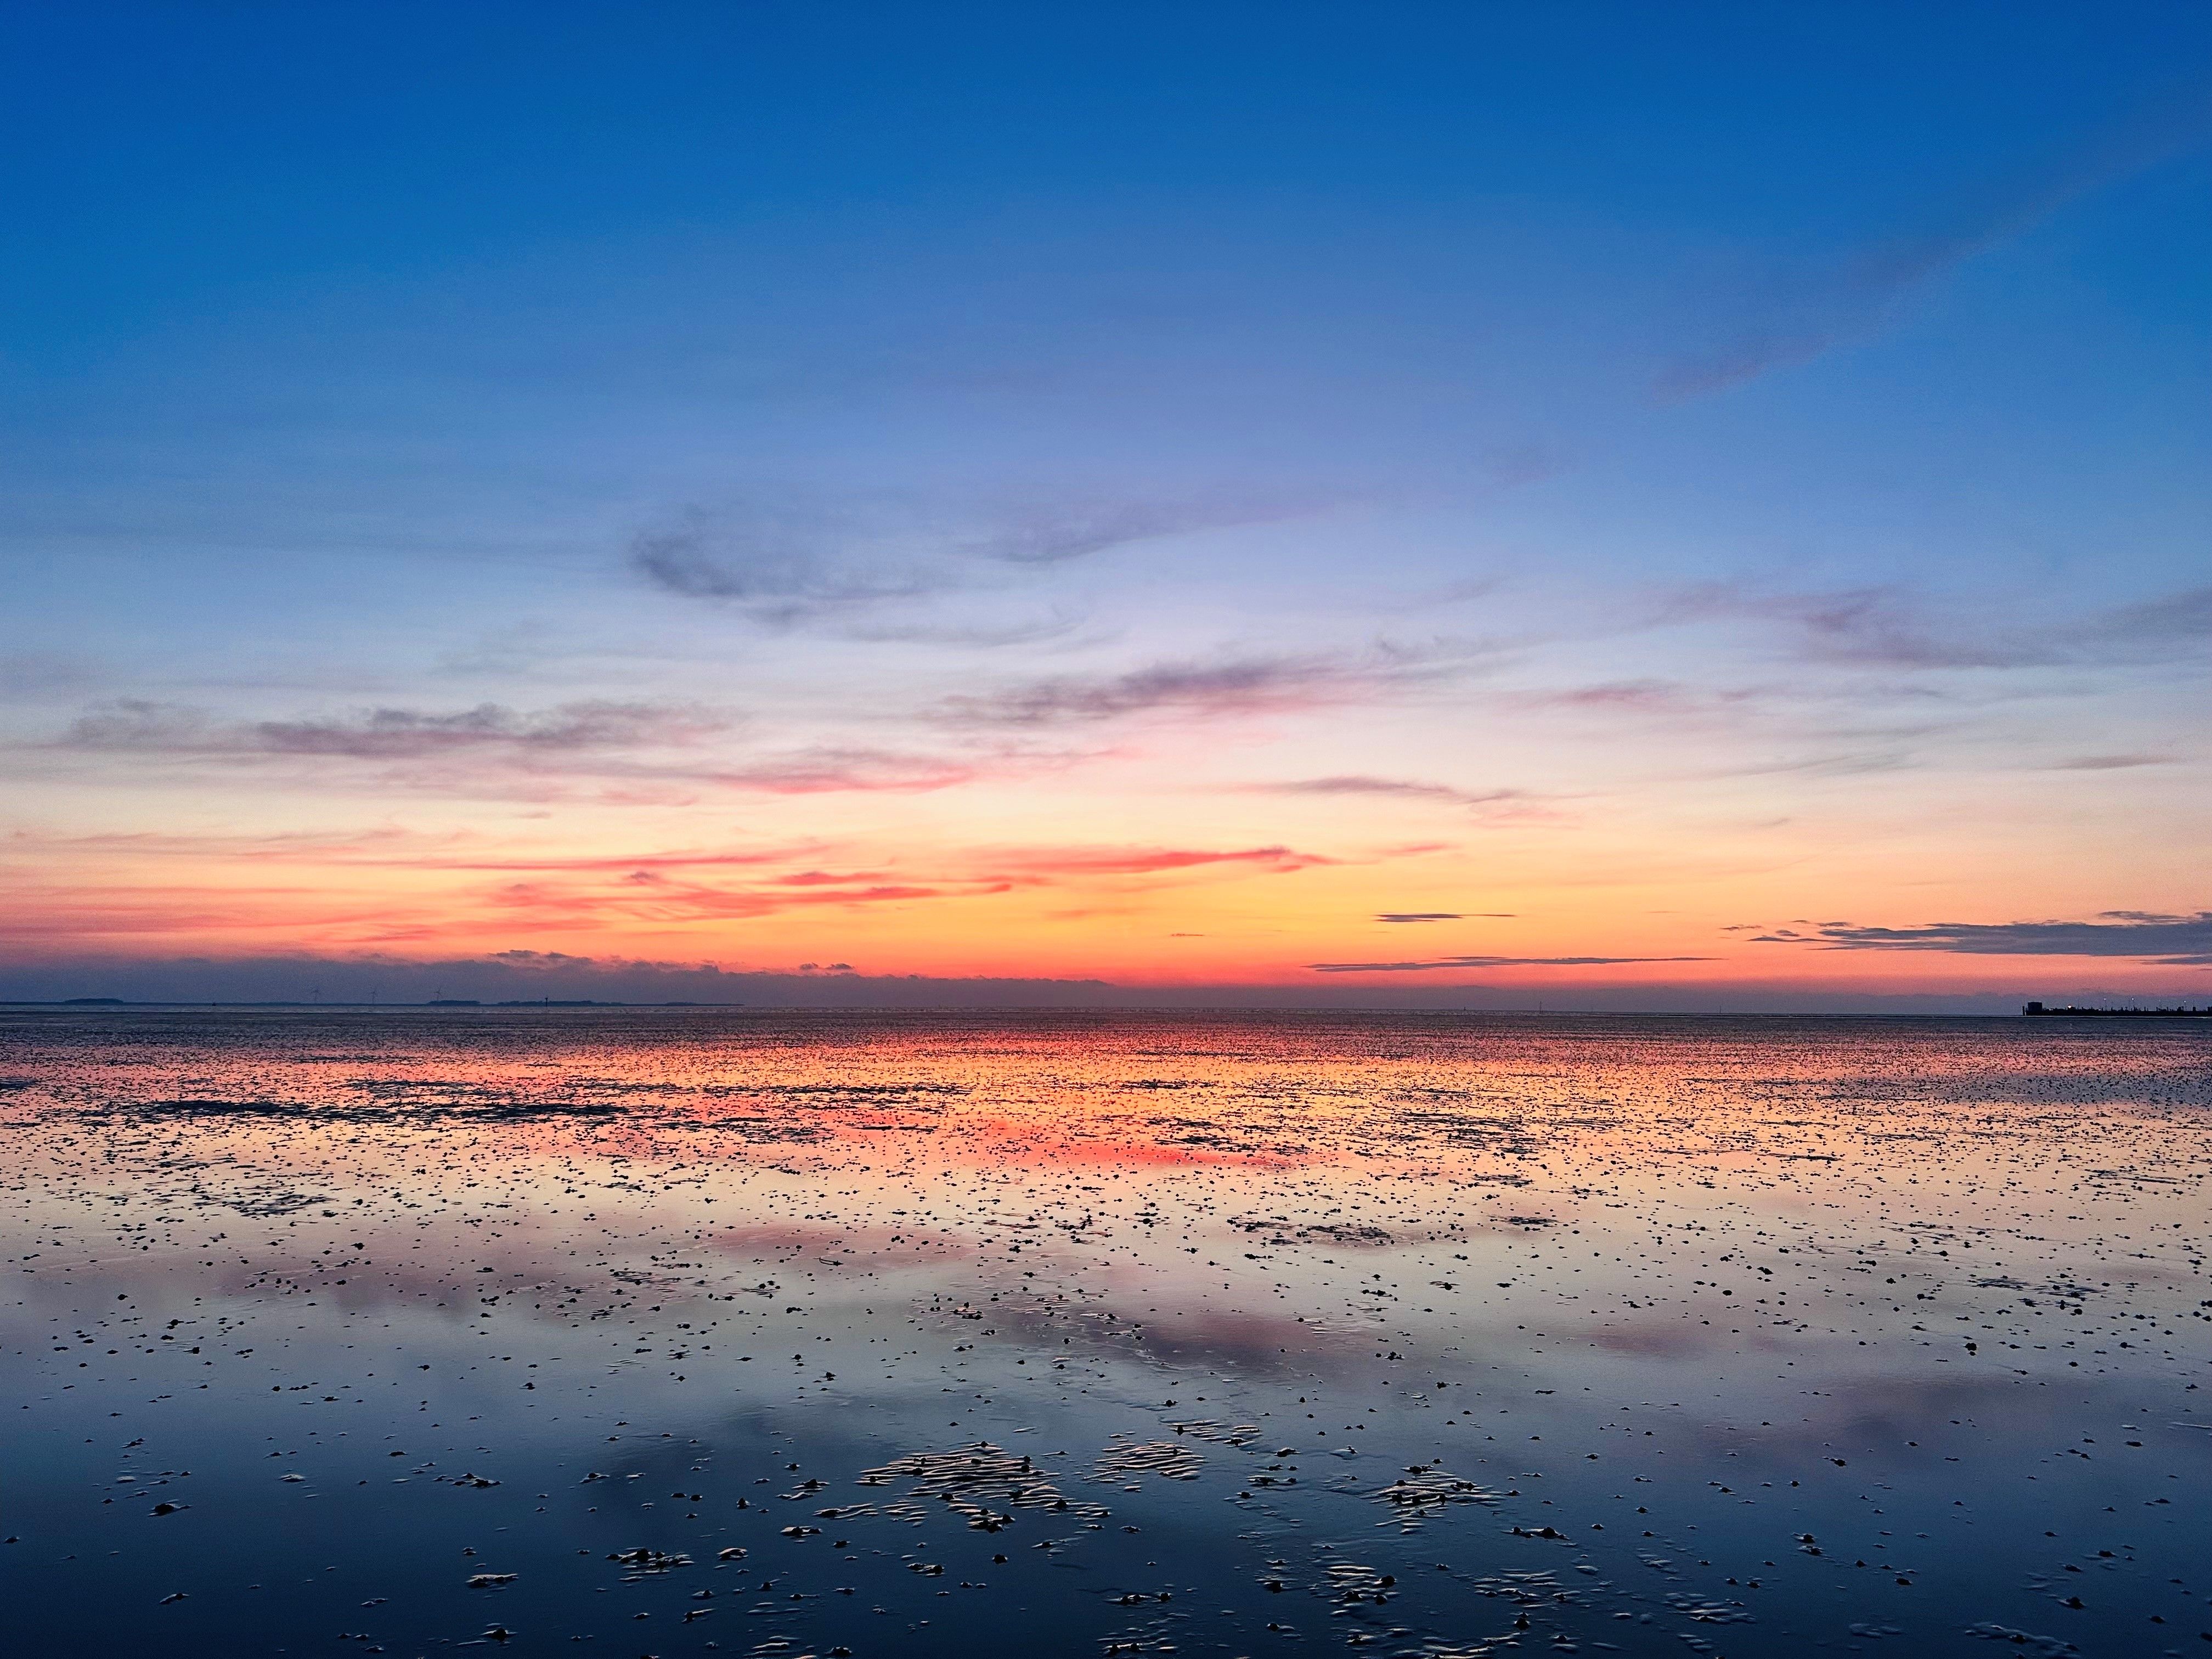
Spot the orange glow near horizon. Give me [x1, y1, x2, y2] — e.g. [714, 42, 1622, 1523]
[6, 749, 2203, 1001]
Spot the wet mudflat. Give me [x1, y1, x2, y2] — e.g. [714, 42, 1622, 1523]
[3, 1007, 2208, 1659]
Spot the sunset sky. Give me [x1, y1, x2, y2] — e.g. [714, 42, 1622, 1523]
[4, 3, 2208, 1009]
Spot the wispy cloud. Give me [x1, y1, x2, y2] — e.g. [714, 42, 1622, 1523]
[1760, 911, 2212, 964]
[1374, 912, 1516, 923]
[1514, 679, 1756, 718]
[457, 842, 1326, 932]
[959, 495, 1302, 565]
[1667, 585, 2056, 670]
[1664, 581, 2212, 673]
[1311, 954, 1712, 973]
[706, 747, 977, 795]
[2081, 585, 2212, 654]
[985, 845, 1333, 879]
[631, 492, 1311, 629]
[478, 874, 982, 927]
[44, 702, 1011, 802]
[631, 506, 936, 624]
[397, 848, 806, 876]
[1691, 748, 1914, 781]
[4, 815, 1336, 953]
[1656, 86, 2212, 400]
[838, 612, 1087, 649]
[1249, 775, 1527, 807]
[0, 880, 465, 945]
[61, 699, 729, 759]
[933, 641, 1487, 728]
[937, 656, 1333, 725]
[2046, 753, 2173, 772]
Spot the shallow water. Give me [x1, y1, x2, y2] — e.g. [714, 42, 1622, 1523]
[4, 1007, 2208, 1658]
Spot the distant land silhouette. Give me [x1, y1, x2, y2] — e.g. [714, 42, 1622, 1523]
[27, 998, 735, 1009]
[2022, 1001, 2212, 1017]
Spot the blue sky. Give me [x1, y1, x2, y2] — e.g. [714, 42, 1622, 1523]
[3, 3, 2208, 1006]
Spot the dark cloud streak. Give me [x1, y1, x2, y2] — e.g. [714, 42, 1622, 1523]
[1311, 954, 1713, 973]
[934, 642, 1489, 727]
[1765, 911, 2212, 964]
[63, 699, 728, 759]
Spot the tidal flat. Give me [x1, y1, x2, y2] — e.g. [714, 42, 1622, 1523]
[3, 1007, 2207, 1658]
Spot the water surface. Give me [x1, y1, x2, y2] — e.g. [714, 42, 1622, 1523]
[4, 1008, 2208, 1657]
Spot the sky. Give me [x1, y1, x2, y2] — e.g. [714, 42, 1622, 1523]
[3, 2, 2209, 1011]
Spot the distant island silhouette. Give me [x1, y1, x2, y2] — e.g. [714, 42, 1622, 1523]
[28, 998, 736, 1009]
[2023, 1001, 2212, 1017]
